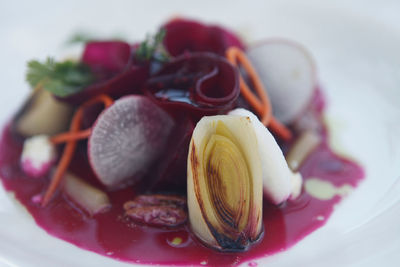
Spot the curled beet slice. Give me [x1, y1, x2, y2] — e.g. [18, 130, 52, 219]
[60, 65, 149, 105]
[60, 41, 149, 105]
[88, 95, 175, 189]
[163, 18, 245, 56]
[144, 52, 240, 121]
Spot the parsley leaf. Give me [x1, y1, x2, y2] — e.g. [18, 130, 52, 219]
[26, 58, 94, 97]
[135, 28, 170, 63]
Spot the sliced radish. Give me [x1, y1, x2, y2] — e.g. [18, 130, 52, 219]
[246, 40, 316, 124]
[88, 95, 174, 188]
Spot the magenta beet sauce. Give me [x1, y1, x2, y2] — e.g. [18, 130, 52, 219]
[0, 90, 364, 266]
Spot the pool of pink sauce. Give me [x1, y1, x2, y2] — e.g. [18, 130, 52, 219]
[0, 94, 364, 266]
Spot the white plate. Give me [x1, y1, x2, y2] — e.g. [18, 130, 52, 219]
[1, 1, 400, 266]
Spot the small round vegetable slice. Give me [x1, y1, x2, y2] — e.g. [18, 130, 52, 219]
[88, 95, 174, 188]
[247, 40, 316, 124]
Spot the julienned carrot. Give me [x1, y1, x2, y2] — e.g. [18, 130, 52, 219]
[41, 94, 114, 207]
[50, 129, 92, 144]
[269, 118, 292, 141]
[226, 47, 292, 141]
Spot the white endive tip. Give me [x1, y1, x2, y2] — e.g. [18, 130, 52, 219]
[228, 108, 302, 204]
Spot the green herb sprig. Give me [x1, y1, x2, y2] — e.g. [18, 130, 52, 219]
[26, 58, 94, 97]
[135, 28, 170, 63]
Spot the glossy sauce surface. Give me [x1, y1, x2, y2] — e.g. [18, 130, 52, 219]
[0, 94, 364, 266]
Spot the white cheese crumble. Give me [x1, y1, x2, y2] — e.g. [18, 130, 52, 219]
[21, 135, 56, 178]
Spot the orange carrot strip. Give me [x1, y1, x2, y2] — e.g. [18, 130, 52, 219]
[226, 47, 292, 140]
[41, 109, 83, 206]
[49, 95, 114, 145]
[227, 49, 266, 116]
[269, 117, 292, 141]
[41, 94, 114, 206]
[50, 129, 92, 144]
[226, 47, 271, 124]
[82, 94, 114, 108]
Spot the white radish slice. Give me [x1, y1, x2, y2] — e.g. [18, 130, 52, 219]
[247, 40, 316, 124]
[88, 95, 174, 188]
[62, 172, 111, 216]
[228, 108, 301, 204]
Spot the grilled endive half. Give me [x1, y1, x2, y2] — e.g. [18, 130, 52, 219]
[228, 108, 302, 204]
[187, 115, 263, 251]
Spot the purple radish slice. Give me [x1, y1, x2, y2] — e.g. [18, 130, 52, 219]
[246, 39, 316, 124]
[78, 64, 149, 129]
[88, 95, 174, 189]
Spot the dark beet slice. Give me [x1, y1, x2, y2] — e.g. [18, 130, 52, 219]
[143, 52, 240, 121]
[59, 41, 150, 105]
[88, 95, 174, 189]
[147, 116, 195, 192]
[163, 18, 245, 56]
[82, 41, 132, 74]
[61, 65, 149, 105]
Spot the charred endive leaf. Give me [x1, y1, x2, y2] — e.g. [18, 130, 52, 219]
[187, 115, 263, 251]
